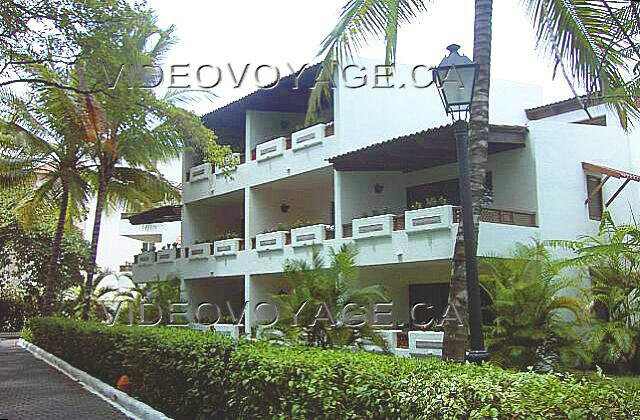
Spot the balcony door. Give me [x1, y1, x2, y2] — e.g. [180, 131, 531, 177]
[409, 283, 449, 328]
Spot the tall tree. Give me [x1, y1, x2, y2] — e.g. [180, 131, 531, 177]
[0, 0, 140, 92]
[0, 185, 89, 321]
[0, 67, 93, 314]
[308, 0, 639, 359]
[77, 12, 229, 319]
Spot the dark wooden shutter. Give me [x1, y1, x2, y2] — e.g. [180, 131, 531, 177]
[586, 175, 604, 220]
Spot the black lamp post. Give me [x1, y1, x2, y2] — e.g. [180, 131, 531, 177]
[433, 44, 490, 364]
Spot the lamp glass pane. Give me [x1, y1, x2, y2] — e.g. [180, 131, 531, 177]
[438, 65, 475, 108]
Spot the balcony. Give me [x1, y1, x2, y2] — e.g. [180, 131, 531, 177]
[183, 122, 336, 203]
[132, 205, 538, 281]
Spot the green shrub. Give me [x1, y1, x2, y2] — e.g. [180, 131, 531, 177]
[27, 318, 640, 419]
[28, 318, 234, 419]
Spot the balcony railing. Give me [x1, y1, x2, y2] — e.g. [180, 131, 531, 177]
[133, 205, 536, 268]
[249, 122, 334, 162]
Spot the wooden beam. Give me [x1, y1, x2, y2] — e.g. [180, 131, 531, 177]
[585, 175, 610, 205]
[606, 179, 631, 207]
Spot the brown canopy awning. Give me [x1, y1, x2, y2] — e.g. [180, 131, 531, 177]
[582, 162, 640, 207]
[582, 162, 640, 182]
[124, 205, 182, 225]
[329, 124, 527, 172]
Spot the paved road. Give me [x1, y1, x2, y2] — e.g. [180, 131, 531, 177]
[0, 339, 130, 420]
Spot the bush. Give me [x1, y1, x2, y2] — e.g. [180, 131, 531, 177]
[29, 318, 235, 419]
[27, 318, 640, 419]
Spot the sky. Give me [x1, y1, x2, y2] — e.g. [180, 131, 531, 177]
[146, 0, 575, 116]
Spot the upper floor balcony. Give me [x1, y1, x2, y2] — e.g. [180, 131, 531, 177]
[132, 204, 538, 283]
[183, 121, 336, 203]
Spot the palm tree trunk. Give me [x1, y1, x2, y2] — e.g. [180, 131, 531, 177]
[443, 0, 493, 361]
[42, 183, 69, 316]
[443, 215, 469, 361]
[82, 175, 107, 320]
[469, 0, 493, 235]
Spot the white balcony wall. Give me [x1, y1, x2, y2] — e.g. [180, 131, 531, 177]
[133, 259, 180, 283]
[182, 197, 244, 246]
[529, 120, 640, 241]
[339, 171, 405, 225]
[246, 110, 305, 151]
[250, 179, 334, 237]
[334, 59, 543, 155]
[399, 147, 538, 213]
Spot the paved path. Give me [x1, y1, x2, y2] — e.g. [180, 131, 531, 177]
[0, 339, 130, 420]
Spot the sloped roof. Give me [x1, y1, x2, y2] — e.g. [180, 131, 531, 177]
[525, 95, 605, 120]
[329, 124, 527, 172]
[200, 63, 324, 149]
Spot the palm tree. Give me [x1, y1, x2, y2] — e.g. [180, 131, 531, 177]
[271, 244, 389, 349]
[78, 21, 229, 319]
[549, 211, 640, 372]
[481, 242, 586, 370]
[0, 68, 93, 315]
[308, 0, 638, 359]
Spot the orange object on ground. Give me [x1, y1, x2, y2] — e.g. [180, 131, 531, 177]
[116, 375, 130, 393]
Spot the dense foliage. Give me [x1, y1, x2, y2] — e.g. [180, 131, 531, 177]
[0, 187, 88, 330]
[551, 212, 640, 373]
[270, 244, 388, 349]
[0, 0, 143, 90]
[27, 317, 640, 419]
[481, 243, 586, 370]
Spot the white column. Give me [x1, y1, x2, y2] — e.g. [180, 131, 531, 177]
[244, 187, 252, 245]
[334, 170, 344, 238]
[244, 273, 253, 337]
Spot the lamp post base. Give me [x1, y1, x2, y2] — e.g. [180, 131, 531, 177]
[466, 350, 491, 364]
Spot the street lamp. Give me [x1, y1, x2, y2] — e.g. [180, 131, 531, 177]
[433, 44, 490, 364]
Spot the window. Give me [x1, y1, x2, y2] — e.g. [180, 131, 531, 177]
[586, 175, 604, 220]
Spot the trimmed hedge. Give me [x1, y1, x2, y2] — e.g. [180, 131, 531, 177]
[29, 317, 233, 419]
[28, 318, 640, 419]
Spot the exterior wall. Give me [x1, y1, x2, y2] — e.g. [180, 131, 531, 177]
[339, 171, 405, 224]
[334, 60, 543, 155]
[246, 110, 305, 150]
[250, 180, 334, 236]
[529, 120, 640, 242]
[186, 276, 245, 319]
[182, 194, 244, 246]
[131, 65, 640, 339]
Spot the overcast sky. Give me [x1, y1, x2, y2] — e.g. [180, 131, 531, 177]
[146, 0, 574, 116]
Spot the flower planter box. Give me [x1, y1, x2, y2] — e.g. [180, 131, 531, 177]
[214, 153, 242, 175]
[404, 205, 453, 233]
[156, 249, 177, 264]
[408, 331, 444, 358]
[290, 224, 327, 247]
[255, 231, 288, 252]
[189, 243, 212, 260]
[189, 163, 212, 183]
[136, 252, 155, 266]
[291, 123, 326, 151]
[352, 214, 395, 239]
[213, 324, 241, 339]
[256, 137, 286, 162]
[376, 329, 403, 350]
[213, 238, 243, 257]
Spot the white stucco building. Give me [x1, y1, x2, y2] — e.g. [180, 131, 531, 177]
[128, 61, 640, 350]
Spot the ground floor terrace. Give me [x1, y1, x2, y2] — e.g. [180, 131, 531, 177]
[181, 260, 494, 357]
